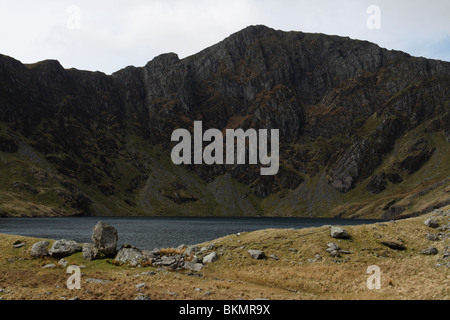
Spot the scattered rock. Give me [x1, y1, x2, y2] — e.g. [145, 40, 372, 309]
[42, 264, 56, 269]
[424, 219, 439, 229]
[184, 261, 203, 272]
[82, 243, 103, 261]
[48, 240, 82, 259]
[425, 233, 439, 241]
[288, 248, 298, 253]
[381, 241, 406, 251]
[203, 252, 218, 264]
[134, 294, 151, 300]
[12, 240, 25, 248]
[248, 250, 266, 260]
[269, 254, 279, 261]
[183, 245, 198, 257]
[330, 226, 350, 239]
[92, 221, 118, 257]
[85, 278, 112, 284]
[58, 258, 69, 267]
[30, 241, 50, 258]
[114, 247, 145, 267]
[421, 248, 439, 255]
[135, 283, 146, 289]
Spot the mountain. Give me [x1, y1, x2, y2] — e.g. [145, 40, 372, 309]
[0, 25, 449, 218]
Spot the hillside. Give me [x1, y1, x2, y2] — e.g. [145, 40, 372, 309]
[0, 25, 449, 218]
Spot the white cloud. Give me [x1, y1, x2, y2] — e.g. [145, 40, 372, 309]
[0, 0, 448, 74]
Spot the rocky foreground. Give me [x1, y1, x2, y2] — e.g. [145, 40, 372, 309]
[0, 208, 449, 300]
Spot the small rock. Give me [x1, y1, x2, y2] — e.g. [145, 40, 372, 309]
[425, 233, 439, 241]
[381, 241, 406, 251]
[424, 219, 439, 229]
[331, 226, 350, 239]
[269, 254, 279, 261]
[12, 240, 25, 248]
[135, 283, 146, 289]
[288, 248, 298, 253]
[203, 252, 218, 264]
[42, 264, 56, 269]
[82, 243, 102, 261]
[329, 250, 341, 258]
[421, 247, 439, 255]
[184, 261, 203, 272]
[134, 294, 151, 300]
[248, 250, 266, 260]
[58, 259, 69, 267]
[85, 278, 112, 284]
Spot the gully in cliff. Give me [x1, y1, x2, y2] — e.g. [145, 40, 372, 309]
[171, 121, 279, 176]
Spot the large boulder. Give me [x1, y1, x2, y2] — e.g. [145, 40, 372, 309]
[48, 240, 82, 258]
[30, 241, 50, 258]
[92, 221, 118, 257]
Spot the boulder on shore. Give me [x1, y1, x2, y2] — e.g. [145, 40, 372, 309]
[92, 221, 118, 257]
[48, 240, 82, 259]
[30, 241, 50, 258]
[114, 247, 145, 267]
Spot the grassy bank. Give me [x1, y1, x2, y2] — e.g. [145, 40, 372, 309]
[0, 209, 448, 300]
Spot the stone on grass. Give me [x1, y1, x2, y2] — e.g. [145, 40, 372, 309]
[381, 241, 406, 251]
[114, 247, 144, 267]
[30, 241, 50, 258]
[330, 226, 350, 239]
[421, 247, 438, 256]
[48, 240, 82, 259]
[248, 250, 266, 260]
[424, 219, 439, 229]
[202, 252, 218, 264]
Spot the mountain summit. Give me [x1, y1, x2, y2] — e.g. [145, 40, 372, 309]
[0, 25, 449, 218]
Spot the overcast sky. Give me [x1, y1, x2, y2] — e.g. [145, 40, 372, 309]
[0, 0, 449, 74]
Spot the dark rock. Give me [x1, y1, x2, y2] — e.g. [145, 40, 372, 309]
[381, 241, 406, 251]
[421, 247, 438, 255]
[424, 218, 439, 228]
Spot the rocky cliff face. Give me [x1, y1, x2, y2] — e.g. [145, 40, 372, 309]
[0, 25, 449, 218]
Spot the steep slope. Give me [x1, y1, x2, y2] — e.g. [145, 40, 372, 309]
[0, 25, 449, 218]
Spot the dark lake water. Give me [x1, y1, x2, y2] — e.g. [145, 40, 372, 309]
[0, 217, 382, 250]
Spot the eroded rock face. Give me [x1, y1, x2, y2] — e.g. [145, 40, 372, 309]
[0, 25, 449, 217]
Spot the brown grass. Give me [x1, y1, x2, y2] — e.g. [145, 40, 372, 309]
[0, 209, 448, 300]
